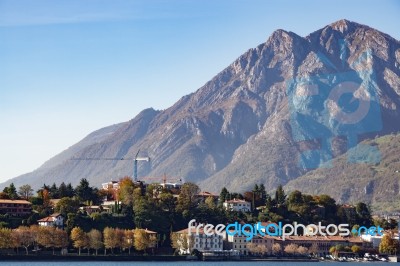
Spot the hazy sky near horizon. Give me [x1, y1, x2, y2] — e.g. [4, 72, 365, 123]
[0, 0, 399, 184]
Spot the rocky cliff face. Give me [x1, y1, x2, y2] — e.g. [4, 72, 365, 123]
[2, 20, 400, 206]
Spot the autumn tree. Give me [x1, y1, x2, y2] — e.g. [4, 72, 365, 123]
[87, 229, 103, 255]
[118, 176, 136, 205]
[134, 229, 157, 254]
[284, 243, 299, 256]
[171, 232, 193, 254]
[37, 226, 54, 252]
[15, 226, 35, 255]
[53, 228, 69, 255]
[351, 245, 362, 254]
[272, 243, 282, 255]
[103, 227, 118, 254]
[297, 246, 308, 255]
[379, 231, 399, 254]
[123, 229, 135, 254]
[71, 227, 87, 255]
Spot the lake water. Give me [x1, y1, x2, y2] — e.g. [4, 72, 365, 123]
[0, 262, 389, 266]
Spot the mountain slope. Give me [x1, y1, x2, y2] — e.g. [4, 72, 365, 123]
[1, 20, 400, 208]
[284, 133, 400, 212]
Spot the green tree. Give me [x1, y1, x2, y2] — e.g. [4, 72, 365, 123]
[3, 183, 18, 199]
[356, 202, 372, 226]
[275, 185, 286, 206]
[75, 178, 98, 204]
[219, 187, 229, 204]
[176, 183, 200, 214]
[55, 197, 80, 217]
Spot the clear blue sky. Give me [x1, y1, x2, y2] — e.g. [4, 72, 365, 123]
[0, 0, 399, 183]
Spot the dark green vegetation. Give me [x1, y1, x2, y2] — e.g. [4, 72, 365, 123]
[1, 177, 397, 256]
[285, 133, 400, 212]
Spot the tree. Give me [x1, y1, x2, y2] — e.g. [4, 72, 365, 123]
[53, 228, 69, 255]
[58, 182, 68, 198]
[49, 183, 59, 199]
[118, 176, 136, 205]
[3, 183, 18, 199]
[275, 185, 286, 206]
[15, 226, 35, 255]
[272, 243, 281, 255]
[123, 230, 135, 254]
[103, 227, 118, 254]
[205, 196, 216, 210]
[0, 228, 13, 249]
[18, 185, 33, 200]
[309, 242, 319, 256]
[37, 227, 54, 252]
[176, 183, 200, 213]
[379, 232, 399, 254]
[55, 197, 80, 216]
[356, 202, 372, 226]
[297, 246, 308, 255]
[284, 243, 299, 256]
[70, 227, 87, 255]
[75, 178, 97, 204]
[134, 229, 157, 253]
[351, 245, 362, 254]
[171, 232, 193, 254]
[88, 229, 103, 255]
[219, 187, 229, 204]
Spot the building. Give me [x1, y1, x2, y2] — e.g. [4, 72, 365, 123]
[223, 199, 251, 212]
[0, 199, 32, 217]
[174, 227, 223, 254]
[101, 180, 120, 190]
[79, 205, 102, 215]
[361, 232, 399, 248]
[37, 213, 64, 228]
[224, 231, 274, 255]
[196, 191, 219, 203]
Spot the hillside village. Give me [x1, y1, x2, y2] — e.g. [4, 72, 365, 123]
[0, 177, 399, 260]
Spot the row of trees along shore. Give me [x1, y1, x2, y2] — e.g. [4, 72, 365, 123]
[0, 177, 398, 255]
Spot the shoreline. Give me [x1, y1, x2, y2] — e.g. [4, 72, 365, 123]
[0, 255, 319, 262]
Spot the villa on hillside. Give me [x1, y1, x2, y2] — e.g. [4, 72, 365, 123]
[38, 213, 64, 228]
[223, 198, 251, 212]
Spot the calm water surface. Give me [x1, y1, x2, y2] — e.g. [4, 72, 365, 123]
[0, 262, 389, 266]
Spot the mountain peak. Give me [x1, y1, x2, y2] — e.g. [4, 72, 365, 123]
[327, 19, 366, 33]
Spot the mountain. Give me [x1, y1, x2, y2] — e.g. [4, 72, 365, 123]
[284, 133, 400, 212]
[1, 20, 400, 210]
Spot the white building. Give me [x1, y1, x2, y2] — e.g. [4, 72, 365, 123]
[174, 227, 223, 254]
[361, 233, 399, 248]
[37, 213, 64, 228]
[223, 199, 251, 212]
[101, 180, 120, 190]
